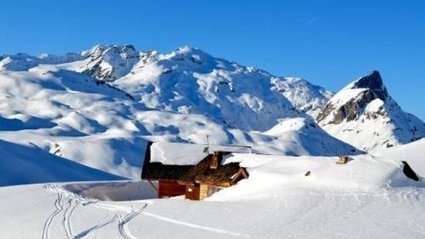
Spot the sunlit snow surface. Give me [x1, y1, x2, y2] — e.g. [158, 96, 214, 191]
[1, 139, 424, 239]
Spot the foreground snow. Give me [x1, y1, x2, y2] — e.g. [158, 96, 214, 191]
[1, 139, 424, 239]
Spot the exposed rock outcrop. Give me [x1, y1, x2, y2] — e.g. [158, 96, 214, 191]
[81, 44, 140, 81]
[317, 71, 425, 151]
[317, 71, 386, 124]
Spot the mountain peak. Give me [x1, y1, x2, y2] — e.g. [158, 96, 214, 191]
[317, 71, 425, 151]
[349, 70, 388, 100]
[79, 44, 140, 81]
[317, 71, 390, 125]
[173, 45, 211, 57]
[176, 45, 201, 53]
[82, 44, 138, 59]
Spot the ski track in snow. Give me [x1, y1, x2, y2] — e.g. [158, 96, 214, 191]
[42, 192, 64, 239]
[63, 198, 79, 238]
[117, 205, 147, 239]
[73, 216, 117, 239]
[40, 183, 425, 238]
[142, 211, 249, 238]
[41, 183, 246, 238]
[42, 183, 148, 239]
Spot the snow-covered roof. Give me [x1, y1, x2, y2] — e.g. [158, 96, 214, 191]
[150, 142, 252, 165]
[151, 142, 208, 165]
[206, 145, 252, 154]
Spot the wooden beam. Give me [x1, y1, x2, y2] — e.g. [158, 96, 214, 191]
[231, 169, 243, 185]
[241, 168, 249, 178]
[147, 180, 158, 193]
[230, 168, 249, 185]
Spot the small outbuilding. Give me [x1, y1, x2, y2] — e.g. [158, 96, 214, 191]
[141, 142, 250, 200]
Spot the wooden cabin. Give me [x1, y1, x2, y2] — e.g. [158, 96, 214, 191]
[141, 142, 250, 200]
[178, 152, 249, 200]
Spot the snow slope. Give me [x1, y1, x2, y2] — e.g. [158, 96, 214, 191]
[0, 52, 83, 71]
[375, 138, 425, 176]
[271, 76, 333, 117]
[0, 66, 148, 179]
[1, 140, 424, 239]
[317, 71, 425, 151]
[111, 46, 301, 131]
[262, 117, 359, 156]
[0, 139, 123, 186]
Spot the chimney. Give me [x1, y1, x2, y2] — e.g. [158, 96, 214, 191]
[210, 152, 220, 169]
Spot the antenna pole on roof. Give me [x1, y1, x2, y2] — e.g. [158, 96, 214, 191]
[206, 135, 210, 147]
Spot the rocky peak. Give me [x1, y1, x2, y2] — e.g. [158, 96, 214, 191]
[317, 71, 389, 124]
[349, 70, 388, 100]
[81, 44, 140, 81]
[317, 71, 425, 151]
[81, 44, 107, 58]
[83, 44, 138, 60]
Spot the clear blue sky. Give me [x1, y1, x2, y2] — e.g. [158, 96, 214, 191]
[1, 0, 424, 120]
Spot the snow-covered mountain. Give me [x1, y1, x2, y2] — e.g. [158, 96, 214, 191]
[317, 71, 425, 151]
[73, 45, 333, 130]
[1, 45, 424, 179]
[0, 44, 361, 180]
[112, 46, 300, 131]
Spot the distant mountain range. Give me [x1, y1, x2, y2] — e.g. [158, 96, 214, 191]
[0, 44, 424, 178]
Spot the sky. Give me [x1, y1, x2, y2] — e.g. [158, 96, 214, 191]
[1, 0, 424, 120]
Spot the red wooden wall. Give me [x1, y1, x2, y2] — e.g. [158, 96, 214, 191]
[158, 179, 186, 198]
[185, 185, 200, 200]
